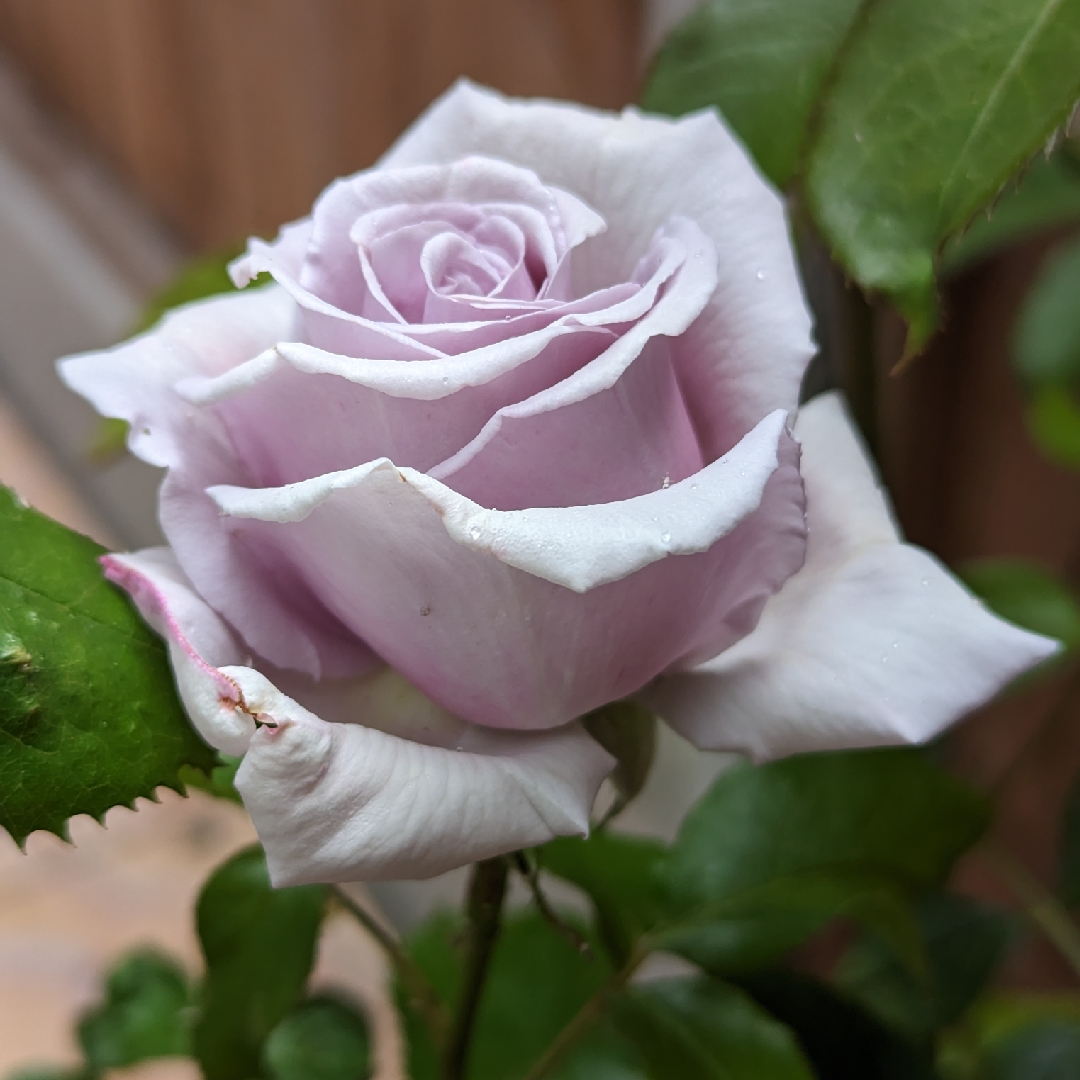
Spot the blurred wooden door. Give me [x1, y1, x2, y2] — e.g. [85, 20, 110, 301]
[0, 0, 642, 250]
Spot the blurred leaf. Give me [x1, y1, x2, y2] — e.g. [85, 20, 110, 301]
[193, 845, 328, 1080]
[77, 949, 192, 1068]
[1014, 237, 1080, 386]
[959, 560, 1080, 652]
[611, 976, 815, 1080]
[658, 750, 989, 974]
[642, 0, 864, 187]
[583, 702, 658, 822]
[0, 485, 215, 845]
[836, 894, 1019, 1043]
[941, 154, 1080, 275]
[1026, 384, 1080, 468]
[1058, 774, 1080, 904]
[737, 969, 937, 1080]
[804, 0, 1080, 357]
[134, 248, 243, 334]
[663, 870, 925, 978]
[981, 1020, 1080, 1079]
[87, 416, 131, 467]
[4, 1071, 92, 1080]
[539, 832, 666, 965]
[179, 753, 243, 805]
[263, 994, 371, 1080]
[398, 910, 624, 1080]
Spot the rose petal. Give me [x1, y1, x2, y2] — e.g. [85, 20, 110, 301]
[177, 222, 705, 485]
[228, 666, 613, 883]
[100, 549, 612, 882]
[646, 393, 1060, 760]
[381, 80, 815, 456]
[203, 410, 799, 730]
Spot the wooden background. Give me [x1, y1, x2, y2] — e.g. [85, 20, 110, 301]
[0, 0, 642, 250]
[1, 0, 1080, 991]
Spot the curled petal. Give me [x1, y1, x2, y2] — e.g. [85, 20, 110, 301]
[204, 410, 799, 730]
[229, 667, 613, 884]
[101, 548, 613, 882]
[647, 393, 1060, 760]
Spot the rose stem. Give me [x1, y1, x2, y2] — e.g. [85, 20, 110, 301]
[520, 941, 650, 1080]
[981, 840, 1080, 980]
[331, 885, 450, 1047]
[513, 850, 592, 955]
[442, 856, 511, 1080]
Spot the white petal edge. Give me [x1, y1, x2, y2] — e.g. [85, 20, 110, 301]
[645, 392, 1060, 760]
[207, 408, 788, 594]
[103, 548, 614, 882]
[228, 666, 614, 883]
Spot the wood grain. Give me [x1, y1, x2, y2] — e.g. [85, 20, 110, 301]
[0, 0, 642, 249]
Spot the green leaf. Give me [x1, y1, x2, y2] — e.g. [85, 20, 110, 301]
[981, 1020, 1080, 1079]
[611, 976, 815, 1080]
[642, 0, 864, 186]
[398, 910, 618, 1080]
[1014, 236, 1080, 386]
[658, 751, 989, 973]
[942, 154, 1080, 275]
[193, 845, 328, 1080]
[582, 702, 658, 822]
[1026, 384, 1080, 468]
[0, 485, 215, 844]
[736, 969, 937, 1079]
[805, 0, 1080, 355]
[959, 560, 1080, 652]
[539, 832, 667, 964]
[836, 894, 1019, 1042]
[263, 994, 372, 1080]
[77, 949, 192, 1068]
[1058, 773, 1080, 905]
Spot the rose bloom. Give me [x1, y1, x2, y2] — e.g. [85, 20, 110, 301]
[62, 83, 1052, 885]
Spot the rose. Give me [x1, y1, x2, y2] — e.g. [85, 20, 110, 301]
[60, 82, 1053, 885]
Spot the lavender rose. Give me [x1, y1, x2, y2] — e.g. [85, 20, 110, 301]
[60, 82, 1053, 885]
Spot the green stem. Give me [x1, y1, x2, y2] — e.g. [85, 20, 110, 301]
[982, 840, 1080, 980]
[521, 942, 650, 1080]
[332, 885, 450, 1047]
[442, 857, 510, 1080]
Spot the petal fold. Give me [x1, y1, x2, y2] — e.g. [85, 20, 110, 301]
[647, 393, 1060, 760]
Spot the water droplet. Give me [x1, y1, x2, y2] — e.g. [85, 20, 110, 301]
[690, 483, 698, 491]
[891, 641, 901, 650]
[854, 131, 863, 143]
[661, 532, 672, 545]
[469, 525, 482, 540]
[880, 655, 888, 664]
[755, 270, 766, 281]
[420, 605, 432, 617]
[662, 475, 671, 489]
[920, 577, 930, 587]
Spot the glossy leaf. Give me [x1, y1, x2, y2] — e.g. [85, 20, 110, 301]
[805, 0, 1080, 354]
[0, 485, 215, 845]
[659, 750, 989, 973]
[583, 702, 658, 822]
[642, 0, 864, 186]
[1014, 236, 1080, 386]
[959, 560, 1080, 653]
[193, 846, 328, 1080]
[77, 949, 192, 1068]
[942, 155, 1080, 275]
[836, 894, 1019, 1042]
[612, 976, 814, 1080]
[539, 832, 666, 964]
[263, 995, 372, 1080]
[736, 969, 937, 1080]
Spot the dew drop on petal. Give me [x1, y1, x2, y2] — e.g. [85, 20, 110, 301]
[755, 270, 766, 281]
[469, 525, 482, 540]
[662, 475, 671, 489]
[661, 532, 671, 545]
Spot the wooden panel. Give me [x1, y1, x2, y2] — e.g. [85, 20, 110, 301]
[0, 0, 642, 250]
